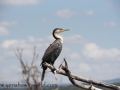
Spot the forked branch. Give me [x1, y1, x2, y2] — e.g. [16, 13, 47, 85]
[43, 58, 120, 90]
[15, 47, 42, 90]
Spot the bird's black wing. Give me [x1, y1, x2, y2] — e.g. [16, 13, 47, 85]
[40, 39, 62, 67]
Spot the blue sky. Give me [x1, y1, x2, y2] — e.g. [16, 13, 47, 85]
[0, 0, 120, 85]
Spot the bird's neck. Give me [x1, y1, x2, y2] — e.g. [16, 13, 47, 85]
[54, 33, 63, 43]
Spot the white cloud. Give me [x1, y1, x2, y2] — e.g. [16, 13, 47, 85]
[0, 35, 120, 84]
[0, 0, 41, 6]
[0, 21, 19, 36]
[83, 43, 120, 59]
[56, 9, 78, 18]
[28, 36, 35, 42]
[85, 10, 94, 16]
[64, 35, 88, 44]
[70, 52, 80, 59]
[1, 36, 53, 58]
[79, 62, 91, 72]
[0, 12, 6, 16]
[1, 40, 18, 48]
[106, 2, 113, 6]
[104, 22, 116, 27]
[1, 36, 53, 50]
[41, 18, 47, 23]
[0, 65, 22, 83]
[0, 36, 56, 83]
[0, 21, 18, 26]
[0, 26, 9, 36]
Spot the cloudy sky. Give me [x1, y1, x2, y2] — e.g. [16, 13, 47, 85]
[0, 0, 120, 85]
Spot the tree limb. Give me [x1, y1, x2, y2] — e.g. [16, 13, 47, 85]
[15, 47, 42, 90]
[43, 58, 120, 90]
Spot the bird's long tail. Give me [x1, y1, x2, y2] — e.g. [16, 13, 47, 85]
[41, 69, 45, 81]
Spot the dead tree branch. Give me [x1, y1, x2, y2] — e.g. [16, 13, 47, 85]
[15, 47, 42, 90]
[43, 58, 120, 90]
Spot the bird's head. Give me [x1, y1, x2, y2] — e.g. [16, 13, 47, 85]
[53, 28, 69, 35]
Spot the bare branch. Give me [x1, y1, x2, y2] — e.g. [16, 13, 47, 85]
[43, 59, 120, 90]
[15, 48, 27, 75]
[16, 47, 120, 90]
[15, 48, 42, 90]
[58, 59, 65, 69]
[61, 59, 100, 90]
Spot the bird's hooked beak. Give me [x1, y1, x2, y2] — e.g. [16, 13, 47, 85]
[60, 29, 69, 33]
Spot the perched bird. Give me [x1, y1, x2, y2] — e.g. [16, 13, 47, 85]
[40, 28, 69, 81]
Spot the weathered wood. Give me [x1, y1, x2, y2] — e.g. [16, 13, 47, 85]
[43, 59, 120, 90]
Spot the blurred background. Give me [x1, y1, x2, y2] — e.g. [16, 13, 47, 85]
[0, 0, 120, 87]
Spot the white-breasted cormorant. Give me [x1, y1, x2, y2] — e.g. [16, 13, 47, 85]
[40, 28, 69, 81]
